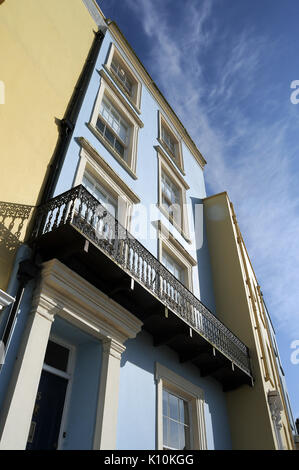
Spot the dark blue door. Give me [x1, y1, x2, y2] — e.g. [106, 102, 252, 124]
[26, 370, 68, 450]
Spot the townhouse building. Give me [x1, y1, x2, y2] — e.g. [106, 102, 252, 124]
[0, 0, 295, 450]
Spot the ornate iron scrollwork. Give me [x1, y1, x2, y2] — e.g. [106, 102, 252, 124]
[32, 185, 252, 376]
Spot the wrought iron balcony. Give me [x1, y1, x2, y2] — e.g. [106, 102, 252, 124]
[31, 185, 253, 390]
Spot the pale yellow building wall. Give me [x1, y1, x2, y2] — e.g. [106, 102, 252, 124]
[0, 0, 96, 290]
[241, 235, 294, 450]
[203, 192, 294, 449]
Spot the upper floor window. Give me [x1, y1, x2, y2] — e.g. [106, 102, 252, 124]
[97, 96, 129, 162]
[161, 171, 181, 224]
[88, 78, 144, 179]
[162, 250, 185, 285]
[156, 221, 197, 293]
[162, 126, 176, 156]
[105, 43, 142, 112]
[158, 111, 184, 174]
[157, 148, 190, 243]
[75, 138, 141, 229]
[82, 171, 118, 219]
[110, 58, 134, 96]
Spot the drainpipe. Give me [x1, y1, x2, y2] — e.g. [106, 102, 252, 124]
[0, 260, 39, 355]
[40, 29, 105, 204]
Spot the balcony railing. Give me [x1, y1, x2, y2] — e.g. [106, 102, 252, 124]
[31, 185, 252, 379]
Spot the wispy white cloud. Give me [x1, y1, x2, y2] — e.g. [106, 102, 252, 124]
[125, 0, 299, 342]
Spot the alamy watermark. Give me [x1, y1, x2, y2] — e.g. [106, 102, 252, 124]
[290, 340, 299, 365]
[91, 201, 204, 249]
[290, 80, 299, 104]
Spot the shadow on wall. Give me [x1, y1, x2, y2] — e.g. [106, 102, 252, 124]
[118, 330, 232, 450]
[0, 201, 34, 286]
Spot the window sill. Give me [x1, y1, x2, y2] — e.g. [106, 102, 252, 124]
[87, 122, 138, 180]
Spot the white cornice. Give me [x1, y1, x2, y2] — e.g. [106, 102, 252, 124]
[36, 259, 143, 345]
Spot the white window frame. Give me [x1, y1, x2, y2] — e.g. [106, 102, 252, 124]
[104, 43, 142, 113]
[162, 250, 186, 286]
[155, 363, 207, 450]
[88, 77, 143, 179]
[75, 138, 140, 230]
[162, 387, 191, 450]
[157, 221, 196, 292]
[161, 171, 181, 221]
[158, 111, 184, 174]
[82, 170, 118, 219]
[98, 96, 130, 161]
[157, 147, 191, 243]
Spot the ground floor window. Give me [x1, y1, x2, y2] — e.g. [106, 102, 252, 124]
[156, 362, 207, 450]
[162, 388, 190, 450]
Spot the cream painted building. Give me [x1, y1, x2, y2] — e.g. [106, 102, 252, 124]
[0, 1, 296, 451]
[0, 0, 99, 293]
[203, 192, 295, 450]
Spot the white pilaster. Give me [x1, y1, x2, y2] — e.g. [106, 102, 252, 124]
[0, 297, 58, 450]
[93, 338, 126, 450]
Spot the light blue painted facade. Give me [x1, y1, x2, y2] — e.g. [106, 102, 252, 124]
[0, 27, 232, 450]
[117, 330, 232, 450]
[53, 30, 215, 309]
[49, 29, 232, 449]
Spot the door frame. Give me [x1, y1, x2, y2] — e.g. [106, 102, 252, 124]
[41, 335, 76, 450]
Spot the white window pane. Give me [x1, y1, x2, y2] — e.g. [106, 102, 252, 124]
[102, 108, 110, 121]
[162, 173, 180, 205]
[112, 120, 120, 133]
[163, 416, 168, 448]
[162, 252, 184, 284]
[179, 399, 189, 425]
[82, 175, 94, 193]
[178, 424, 186, 450]
[111, 107, 120, 121]
[119, 123, 128, 142]
[168, 393, 179, 421]
[82, 173, 117, 218]
[100, 96, 129, 145]
[169, 419, 180, 449]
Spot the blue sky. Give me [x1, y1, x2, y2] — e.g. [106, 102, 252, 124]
[97, 0, 299, 422]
